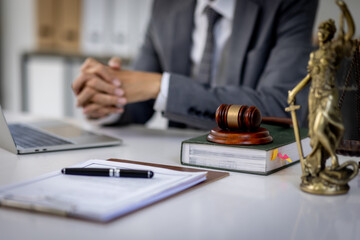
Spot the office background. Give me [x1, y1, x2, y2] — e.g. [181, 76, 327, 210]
[0, 0, 359, 121]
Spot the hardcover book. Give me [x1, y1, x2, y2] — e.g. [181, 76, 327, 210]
[181, 124, 311, 175]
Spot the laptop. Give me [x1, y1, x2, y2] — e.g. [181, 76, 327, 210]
[0, 105, 122, 154]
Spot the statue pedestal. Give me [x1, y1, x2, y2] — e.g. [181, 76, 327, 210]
[301, 162, 359, 195]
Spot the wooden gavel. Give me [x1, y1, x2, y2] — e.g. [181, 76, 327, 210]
[215, 104, 292, 132]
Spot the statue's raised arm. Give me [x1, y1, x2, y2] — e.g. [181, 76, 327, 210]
[336, 0, 355, 41]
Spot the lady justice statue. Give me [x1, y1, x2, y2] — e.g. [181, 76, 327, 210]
[286, 0, 359, 195]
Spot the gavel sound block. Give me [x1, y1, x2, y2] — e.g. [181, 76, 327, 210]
[207, 104, 273, 145]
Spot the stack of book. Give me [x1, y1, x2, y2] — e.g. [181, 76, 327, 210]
[181, 124, 311, 175]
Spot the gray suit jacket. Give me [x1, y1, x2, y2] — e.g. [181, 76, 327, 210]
[118, 0, 318, 129]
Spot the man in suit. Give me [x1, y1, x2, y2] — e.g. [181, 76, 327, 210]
[73, 0, 318, 129]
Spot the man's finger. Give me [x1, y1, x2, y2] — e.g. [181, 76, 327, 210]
[91, 93, 127, 106]
[73, 73, 104, 95]
[96, 106, 124, 116]
[80, 57, 121, 86]
[80, 57, 98, 71]
[86, 76, 124, 96]
[76, 87, 96, 106]
[84, 64, 116, 84]
[72, 73, 92, 95]
[108, 57, 122, 70]
[83, 103, 124, 118]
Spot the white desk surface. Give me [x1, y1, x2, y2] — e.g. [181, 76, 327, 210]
[0, 112, 359, 240]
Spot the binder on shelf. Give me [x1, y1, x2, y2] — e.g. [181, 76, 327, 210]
[81, 0, 108, 55]
[56, 0, 82, 52]
[36, 0, 57, 50]
[109, 0, 130, 57]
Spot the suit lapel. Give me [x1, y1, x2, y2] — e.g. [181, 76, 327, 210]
[226, 0, 259, 85]
[169, 0, 196, 75]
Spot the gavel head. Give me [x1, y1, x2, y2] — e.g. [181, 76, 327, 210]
[215, 104, 262, 131]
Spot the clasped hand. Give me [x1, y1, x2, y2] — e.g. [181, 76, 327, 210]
[72, 57, 161, 119]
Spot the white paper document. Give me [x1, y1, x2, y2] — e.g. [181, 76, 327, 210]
[0, 159, 207, 222]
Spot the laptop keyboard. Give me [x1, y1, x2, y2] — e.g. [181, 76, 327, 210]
[8, 124, 73, 148]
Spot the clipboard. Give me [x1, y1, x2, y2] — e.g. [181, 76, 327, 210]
[0, 159, 229, 222]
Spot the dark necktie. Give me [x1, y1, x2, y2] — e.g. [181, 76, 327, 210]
[197, 6, 222, 85]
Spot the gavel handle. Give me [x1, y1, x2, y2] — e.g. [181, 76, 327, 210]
[262, 117, 293, 127]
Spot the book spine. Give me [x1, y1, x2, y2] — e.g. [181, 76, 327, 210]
[181, 142, 267, 173]
[181, 137, 311, 174]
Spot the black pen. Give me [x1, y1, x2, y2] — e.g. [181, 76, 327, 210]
[61, 168, 154, 178]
